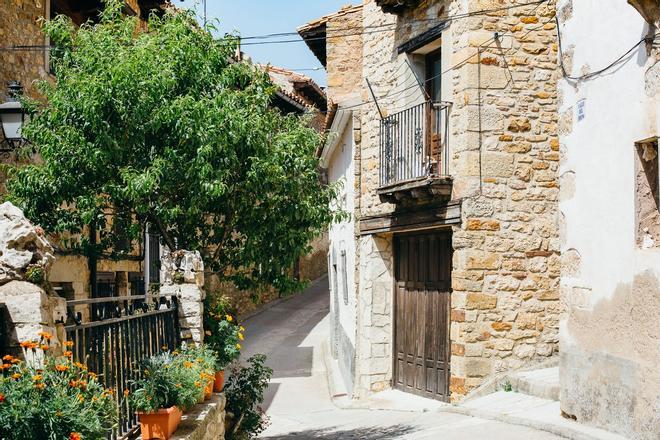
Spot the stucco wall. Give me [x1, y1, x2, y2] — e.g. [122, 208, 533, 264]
[327, 120, 358, 393]
[557, 1, 659, 438]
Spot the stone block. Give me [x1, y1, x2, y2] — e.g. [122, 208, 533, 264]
[466, 293, 497, 310]
[464, 358, 491, 377]
[482, 152, 514, 177]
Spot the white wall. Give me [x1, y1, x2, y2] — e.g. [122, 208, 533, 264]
[327, 119, 357, 345]
[558, 1, 659, 438]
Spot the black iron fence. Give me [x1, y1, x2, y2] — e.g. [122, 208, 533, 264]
[379, 100, 450, 187]
[65, 293, 180, 439]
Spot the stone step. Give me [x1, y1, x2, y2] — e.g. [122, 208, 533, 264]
[508, 366, 560, 401]
[455, 391, 627, 440]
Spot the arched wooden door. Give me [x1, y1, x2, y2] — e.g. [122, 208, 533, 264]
[393, 230, 452, 401]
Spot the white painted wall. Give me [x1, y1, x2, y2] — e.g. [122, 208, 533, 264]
[326, 116, 357, 347]
[558, 1, 659, 437]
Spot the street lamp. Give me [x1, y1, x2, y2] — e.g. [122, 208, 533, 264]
[0, 81, 29, 153]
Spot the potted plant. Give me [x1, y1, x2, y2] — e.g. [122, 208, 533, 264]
[0, 336, 117, 440]
[205, 310, 243, 392]
[130, 352, 201, 440]
[179, 345, 217, 401]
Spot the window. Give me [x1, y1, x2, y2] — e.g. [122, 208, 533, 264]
[341, 250, 349, 305]
[635, 137, 660, 248]
[425, 48, 442, 102]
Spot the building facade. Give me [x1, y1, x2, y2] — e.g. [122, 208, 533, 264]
[303, 0, 561, 402]
[557, 1, 659, 438]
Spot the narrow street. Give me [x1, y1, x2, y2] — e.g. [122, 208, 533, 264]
[241, 278, 564, 440]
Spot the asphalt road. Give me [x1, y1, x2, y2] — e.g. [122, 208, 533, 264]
[241, 277, 563, 440]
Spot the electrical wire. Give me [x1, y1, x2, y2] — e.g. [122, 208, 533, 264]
[0, 1, 549, 52]
[555, 15, 659, 81]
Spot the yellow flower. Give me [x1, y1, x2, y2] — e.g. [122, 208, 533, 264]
[239, 326, 245, 332]
[32, 375, 43, 381]
[11, 373, 21, 380]
[225, 315, 233, 322]
[238, 333, 244, 341]
[236, 344, 241, 350]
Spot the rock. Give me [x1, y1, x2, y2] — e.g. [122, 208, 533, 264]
[160, 250, 205, 287]
[0, 202, 54, 286]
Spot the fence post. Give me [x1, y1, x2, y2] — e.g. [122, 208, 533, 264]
[160, 250, 206, 346]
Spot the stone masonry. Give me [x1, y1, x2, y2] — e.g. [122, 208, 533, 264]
[352, 0, 561, 401]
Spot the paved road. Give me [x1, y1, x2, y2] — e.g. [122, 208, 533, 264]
[241, 277, 562, 440]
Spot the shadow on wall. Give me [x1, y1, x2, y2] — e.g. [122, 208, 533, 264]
[261, 424, 418, 440]
[562, 270, 660, 439]
[0, 303, 18, 358]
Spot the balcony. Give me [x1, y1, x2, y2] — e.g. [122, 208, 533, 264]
[378, 101, 452, 204]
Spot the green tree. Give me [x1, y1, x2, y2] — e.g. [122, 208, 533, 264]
[5, 1, 340, 293]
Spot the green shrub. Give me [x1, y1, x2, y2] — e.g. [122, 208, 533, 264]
[224, 354, 273, 440]
[0, 337, 117, 440]
[129, 351, 202, 413]
[25, 265, 45, 285]
[178, 345, 217, 386]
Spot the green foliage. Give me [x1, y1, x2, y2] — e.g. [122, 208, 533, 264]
[171, 271, 185, 285]
[6, 0, 342, 294]
[204, 300, 242, 370]
[224, 355, 273, 440]
[0, 352, 117, 440]
[25, 265, 45, 285]
[129, 351, 203, 413]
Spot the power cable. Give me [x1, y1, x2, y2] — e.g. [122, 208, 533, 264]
[555, 15, 659, 81]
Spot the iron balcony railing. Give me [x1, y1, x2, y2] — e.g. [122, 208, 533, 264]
[379, 101, 450, 187]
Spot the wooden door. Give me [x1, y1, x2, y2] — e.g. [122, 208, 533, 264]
[393, 230, 451, 401]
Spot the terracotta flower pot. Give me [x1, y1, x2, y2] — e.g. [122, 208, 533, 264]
[213, 370, 225, 392]
[137, 406, 182, 440]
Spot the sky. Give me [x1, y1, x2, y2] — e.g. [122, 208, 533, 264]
[176, 0, 355, 86]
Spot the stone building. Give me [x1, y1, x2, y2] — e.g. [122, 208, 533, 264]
[301, 0, 561, 402]
[557, 1, 659, 438]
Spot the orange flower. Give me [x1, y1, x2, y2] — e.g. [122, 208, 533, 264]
[2, 355, 13, 361]
[11, 373, 21, 380]
[63, 351, 73, 358]
[32, 375, 43, 381]
[35, 383, 46, 390]
[77, 394, 84, 402]
[69, 432, 82, 440]
[161, 345, 168, 351]
[124, 389, 130, 397]
[55, 364, 69, 372]
[74, 362, 87, 370]
[0, 364, 10, 370]
[64, 341, 74, 348]
[40, 344, 50, 351]
[194, 381, 202, 388]
[38, 332, 53, 341]
[69, 380, 79, 388]
[183, 361, 194, 368]
[88, 372, 98, 380]
[0, 393, 5, 403]
[10, 358, 20, 364]
[19, 341, 33, 349]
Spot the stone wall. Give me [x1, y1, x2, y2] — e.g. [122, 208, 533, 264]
[354, 0, 561, 401]
[0, 0, 49, 101]
[168, 394, 226, 440]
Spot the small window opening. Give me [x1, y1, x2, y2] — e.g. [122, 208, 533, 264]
[635, 137, 660, 248]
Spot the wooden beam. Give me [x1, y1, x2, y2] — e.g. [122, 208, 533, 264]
[359, 202, 461, 235]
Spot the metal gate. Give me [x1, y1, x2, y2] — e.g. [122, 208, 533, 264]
[393, 230, 452, 401]
[66, 293, 180, 439]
